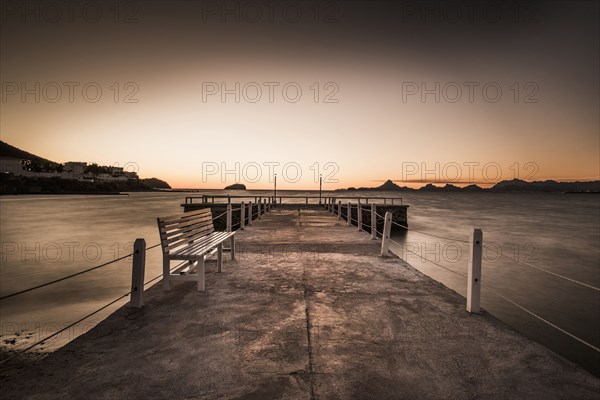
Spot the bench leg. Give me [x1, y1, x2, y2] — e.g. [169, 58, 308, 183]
[217, 243, 223, 273]
[197, 258, 205, 291]
[230, 236, 236, 260]
[162, 253, 171, 291]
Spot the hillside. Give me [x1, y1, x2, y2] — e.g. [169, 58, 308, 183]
[0, 140, 57, 165]
[0, 140, 172, 194]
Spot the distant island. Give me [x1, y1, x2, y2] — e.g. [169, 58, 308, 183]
[224, 183, 247, 190]
[341, 179, 600, 193]
[0, 140, 171, 195]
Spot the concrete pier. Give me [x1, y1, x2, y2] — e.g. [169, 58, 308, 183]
[1, 209, 598, 399]
[183, 202, 409, 232]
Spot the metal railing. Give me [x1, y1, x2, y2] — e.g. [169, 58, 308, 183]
[185, 194, 403, 205]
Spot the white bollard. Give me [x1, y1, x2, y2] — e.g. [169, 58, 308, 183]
[357, 203, 363, 231]
[380, 212, 392, 256]
[240, 201, 245, 230]
[226, 203, 232, 232]
[347, 202, 352, 226]
[467, 229, 483, 313]
[248, 201, 253, 226]
[371, 204, 377, 240]
[130, 238, 146, 308]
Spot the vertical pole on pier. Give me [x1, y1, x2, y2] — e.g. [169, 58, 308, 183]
[248, 201, 253, 225]
[240, 201, 245, 230]
[226, 204, 232, 232]
[319, 175, 322, 204]
[467, 229, 483, 314]
[347, 202, 352, 226]
[371, 204, 377, 240]
[130, 238, 146, 308]
[264, 199, 267, 213]
[357, 203, 363, 231]
[338, 201, 342, 219]
[258, 201, 262, 219]
[380, 212, 392, 256]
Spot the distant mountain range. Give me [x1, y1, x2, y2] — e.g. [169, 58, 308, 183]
[343, 179, 600, 193]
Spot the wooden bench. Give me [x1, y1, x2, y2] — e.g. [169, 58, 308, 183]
[157, 208, 235, 291]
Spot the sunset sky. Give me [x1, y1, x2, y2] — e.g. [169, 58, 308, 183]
[1, 0, 598, 189]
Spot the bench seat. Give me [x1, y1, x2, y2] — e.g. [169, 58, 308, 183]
[157, 208, 235, 291]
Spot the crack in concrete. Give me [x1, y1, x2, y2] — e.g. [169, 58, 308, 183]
[302, 266, 317, 400]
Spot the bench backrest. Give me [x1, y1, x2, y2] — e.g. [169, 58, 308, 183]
[157, 209, 214, 253]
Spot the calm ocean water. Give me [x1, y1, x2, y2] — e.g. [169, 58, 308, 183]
[0, 191, 598, 374]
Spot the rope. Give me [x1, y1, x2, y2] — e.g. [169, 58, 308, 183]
[212, 211, 227, 220]
[0, 292, 130, 364]
[389, 238, 468, 279]
[386, 238, 598, 353]
[391, 220, 470, 243]
[0, 266, 175, 364]
[481, 283, 600, 353]
[0, 244, 162, 301]
[375, 212, 385, 220]
[388, 239, 599, 352]
[482, 245, 599, 292]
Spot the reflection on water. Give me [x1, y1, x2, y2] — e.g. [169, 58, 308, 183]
[0, 191, 598, 374]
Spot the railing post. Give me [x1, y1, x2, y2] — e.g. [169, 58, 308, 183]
[248, 201, 253, 225]
[240, 201, 245, 230]
[347, 202, 351, 226]
[380, 212, 392, 256]
[226, 204, 232, 232]
[357, 204, 363, 231]
[130, 238, 146, 308]
[264, 199, 267, 213]
[371, 204, 377, 240]
[257, 201, 262, 219]
[338, 201, 342, 219]
[467, 229, 483, 314]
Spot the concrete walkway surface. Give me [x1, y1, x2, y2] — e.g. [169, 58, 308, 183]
[1, 209, 598, 399]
